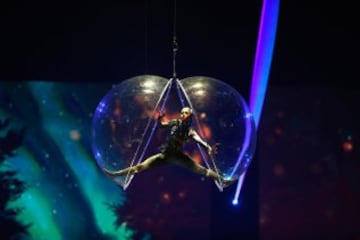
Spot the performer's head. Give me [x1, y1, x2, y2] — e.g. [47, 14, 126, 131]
[180, 107, 192, 122]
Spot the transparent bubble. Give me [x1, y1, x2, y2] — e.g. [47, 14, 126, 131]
[91, 75, 256, 190]
[91, 75, 169, 180]
[180, 76, 257, 181]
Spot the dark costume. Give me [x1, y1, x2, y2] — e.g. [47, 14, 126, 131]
[160, 119, 191, 152]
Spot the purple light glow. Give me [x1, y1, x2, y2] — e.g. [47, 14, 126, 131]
[249, 0, 280, 128]
[233, 0, 280, 202]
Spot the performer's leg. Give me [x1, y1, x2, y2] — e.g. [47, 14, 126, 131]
[171, 153, 222, 181]
[103, 153, 166, 177]
[171, 153, 237, 186]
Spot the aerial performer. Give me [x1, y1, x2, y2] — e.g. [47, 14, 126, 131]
[103, 106, 237, 187]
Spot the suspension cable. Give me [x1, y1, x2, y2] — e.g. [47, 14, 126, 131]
[172, 0, 178, 79]
[144, 0, 149, 73]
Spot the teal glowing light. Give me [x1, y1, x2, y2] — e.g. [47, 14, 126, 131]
[3, 82, 135, 239]
[9, 188, 62, 240]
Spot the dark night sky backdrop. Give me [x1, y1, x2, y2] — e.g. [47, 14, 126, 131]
[0, 0, 359, 239]
[259, 88, 360, 239]
[0, 1, 358, 87]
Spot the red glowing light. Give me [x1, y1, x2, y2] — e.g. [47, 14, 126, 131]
[343, 141, 353, 152]
[178, 191, 186, 199]
[274, 127, 283, 136]
[161, 192, 171, 203]
[201, 125, 212, 139]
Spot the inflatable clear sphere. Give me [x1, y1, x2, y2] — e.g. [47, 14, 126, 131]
[91, 75, 256, 190]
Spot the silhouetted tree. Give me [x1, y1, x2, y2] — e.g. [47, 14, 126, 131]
[0, 118, 29, 239]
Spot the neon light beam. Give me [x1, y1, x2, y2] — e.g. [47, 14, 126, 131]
[232, 0, 280, 204]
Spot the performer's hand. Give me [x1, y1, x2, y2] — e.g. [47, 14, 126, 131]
[208, 143, 220, 156]
[157, 112, 165, 121]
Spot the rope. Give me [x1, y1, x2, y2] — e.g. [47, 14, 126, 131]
[144, 0, 149, 73]
[172, 0, 178, 79]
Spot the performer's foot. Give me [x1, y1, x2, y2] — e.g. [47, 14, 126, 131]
[103, 168, 118, 178]
[221, 177, 237, 187]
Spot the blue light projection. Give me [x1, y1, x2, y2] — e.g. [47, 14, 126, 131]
[232, 0, 280, 203]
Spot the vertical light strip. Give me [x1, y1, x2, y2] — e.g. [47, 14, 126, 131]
[232, 0, 280, 205]
[250, 0, 280, 128]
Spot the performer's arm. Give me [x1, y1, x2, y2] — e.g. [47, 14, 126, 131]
[190, 129, 213, 153]
[157, 113, 169, 127]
